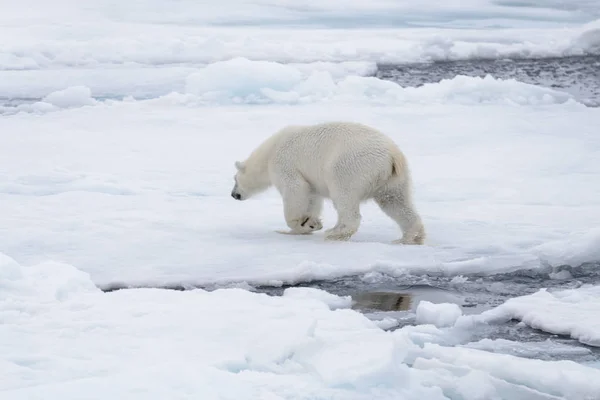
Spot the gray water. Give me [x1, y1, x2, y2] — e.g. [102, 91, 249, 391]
[377, 54, 600, 107]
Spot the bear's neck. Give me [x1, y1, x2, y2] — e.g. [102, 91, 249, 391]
[245, 132, 282, 184]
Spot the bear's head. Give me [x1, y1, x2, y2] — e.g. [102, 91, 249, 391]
[231, 160, 270, 201]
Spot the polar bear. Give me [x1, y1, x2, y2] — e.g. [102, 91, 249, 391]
[230, 121, 425, 244]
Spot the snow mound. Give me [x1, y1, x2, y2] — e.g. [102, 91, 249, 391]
[41, 86, 97, 108]
[463, 285, 600, 347]
[185, 58, 303, 102]
[0, 253, 23, 284]
[184, 58, 575, 106]
[399, 74, 574, 105]
[415, 301, 463, 328]
[0, 252, 98, 302]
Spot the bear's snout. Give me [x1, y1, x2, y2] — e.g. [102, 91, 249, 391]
[231, 191, 242, 200]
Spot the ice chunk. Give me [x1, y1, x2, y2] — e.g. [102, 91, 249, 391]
[371, 317, 401, 330]
[549, 270, 573, 280]
[415, 301, 463, 328]
[41, 86, 97, 108]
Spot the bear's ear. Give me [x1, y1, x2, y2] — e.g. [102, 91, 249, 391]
[235, 161, 246, 172]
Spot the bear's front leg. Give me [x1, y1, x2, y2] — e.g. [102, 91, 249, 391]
[284, 203, 322, 235]
[302, 192, 324, 232]
[279, 215, 322, 235]
[277, 179, 322, 235]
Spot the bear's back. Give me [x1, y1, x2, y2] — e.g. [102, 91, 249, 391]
[270, 121, 396, 191]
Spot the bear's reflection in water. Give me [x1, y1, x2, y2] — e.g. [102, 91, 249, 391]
[349, 285, 472, 313]
[351, 291, 413, 312]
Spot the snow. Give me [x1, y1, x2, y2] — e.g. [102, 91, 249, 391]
[3, 0, 600, 397]
[464, 285, 600, 347]
[3, 255, 600, 399]
[416, 301, 463, 328]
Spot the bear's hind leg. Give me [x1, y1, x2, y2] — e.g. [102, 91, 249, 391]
[324, 194, 362, 241]
[374, 181, 425, 245]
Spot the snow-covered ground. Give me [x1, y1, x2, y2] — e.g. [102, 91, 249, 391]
[2, 73, 599, 288]
[2, 0, 600, 398]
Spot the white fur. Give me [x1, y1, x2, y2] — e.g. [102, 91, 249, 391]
[231, 121, 426, 244]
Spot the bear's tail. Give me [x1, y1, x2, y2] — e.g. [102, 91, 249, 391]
[390, 147, 410, 183]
